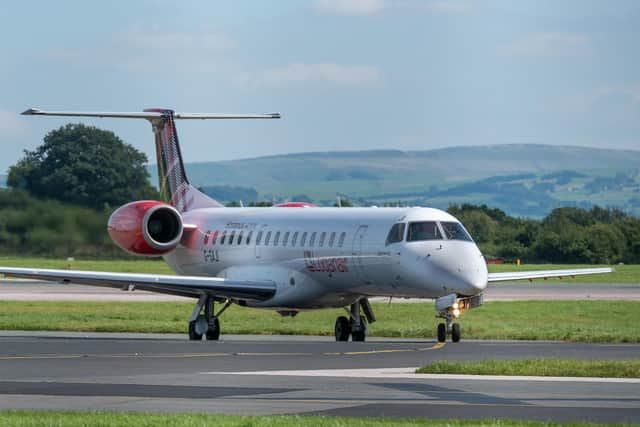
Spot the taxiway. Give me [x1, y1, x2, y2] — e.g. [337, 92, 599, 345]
[0, 333, 638, 423]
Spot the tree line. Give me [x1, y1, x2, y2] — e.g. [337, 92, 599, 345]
[449, 204, 640, 264]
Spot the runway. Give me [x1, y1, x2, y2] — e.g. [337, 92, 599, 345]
[2, 279, 639, 301]
[0, 332, 638, 423]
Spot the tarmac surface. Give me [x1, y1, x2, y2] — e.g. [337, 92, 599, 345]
[1, 279, 639, 301]
[0, 332, 639, 423]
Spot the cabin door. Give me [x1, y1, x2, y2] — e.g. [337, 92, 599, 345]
[351, 225, 371, 284]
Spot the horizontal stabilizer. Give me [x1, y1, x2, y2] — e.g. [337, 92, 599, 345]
[21, 108, 280, 120]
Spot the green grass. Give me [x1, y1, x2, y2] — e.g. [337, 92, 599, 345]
[1, 300, 639, 342]
[416, 359, 640, 378]
[0, 411, 635, 427]
[488, 263, 638, 283]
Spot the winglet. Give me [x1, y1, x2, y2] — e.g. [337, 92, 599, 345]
[21, 108, 42, 115]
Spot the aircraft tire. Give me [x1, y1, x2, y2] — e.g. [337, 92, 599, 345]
[352, 329, 366, 342]
[451, 323, 461, 343]
[188, 321, 203, 341]
[437, 323, 446, 343]
[206, 318, 220, 341]
[334, 316, 350, 341]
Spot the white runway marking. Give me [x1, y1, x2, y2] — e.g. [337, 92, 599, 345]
[204, 367, 640, 383]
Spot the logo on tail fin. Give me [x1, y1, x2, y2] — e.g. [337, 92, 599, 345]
[147, 109, 192, 212]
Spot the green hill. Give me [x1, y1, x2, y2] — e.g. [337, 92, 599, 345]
[148, 144, 640, 217]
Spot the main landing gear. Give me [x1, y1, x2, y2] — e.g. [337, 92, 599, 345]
[188, 295, 231, 341]
[334, 298, 376, 342]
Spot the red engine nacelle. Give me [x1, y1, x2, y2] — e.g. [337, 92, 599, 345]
[107, 200, 183, 256]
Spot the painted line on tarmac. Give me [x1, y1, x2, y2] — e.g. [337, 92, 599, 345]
[0, 342, 444, 361]
[203, 367, 640, 383]
[323, 342, 445, 355]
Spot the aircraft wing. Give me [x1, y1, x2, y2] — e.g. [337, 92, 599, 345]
[487, 267, 613, 283]
[0, 267, 276, 301]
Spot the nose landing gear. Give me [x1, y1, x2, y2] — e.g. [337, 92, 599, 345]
[435, 293, 483, 343]
[437, 315, 460, 343]
[334, 298, 376, 342]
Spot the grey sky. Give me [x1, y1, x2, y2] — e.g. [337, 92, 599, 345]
[1, 0, 638, 172]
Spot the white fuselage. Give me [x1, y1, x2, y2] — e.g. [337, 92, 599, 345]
[165, 207, 488, 309]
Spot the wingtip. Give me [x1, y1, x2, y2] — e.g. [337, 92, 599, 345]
[21, 108, 41, 115]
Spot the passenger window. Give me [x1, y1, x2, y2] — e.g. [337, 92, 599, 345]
[212, 230, 219, 245]
[310, 232, 316, 247]
[264, 231, 272, 245]
[386, 223, 406, 245]
[338, 232, 346, 247]
[407, 222, 442, 241]
[328, 232, 336, 247]
[301, 232, 307, 246]
[441, 222, 473, 242]
[246, 231, 252, 245]
[228, 230, 235, 245]
[283, 231, 290, 246]
[256, 231, 263, 245]
[274, 231, 280, 246]
[220, 231, 226, 245]
[319, 232, 326, 247]
[292, 232, 298, 246]
[237, 231, 243, 245]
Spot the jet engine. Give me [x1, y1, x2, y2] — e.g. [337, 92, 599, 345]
[107, 200, 183, 256]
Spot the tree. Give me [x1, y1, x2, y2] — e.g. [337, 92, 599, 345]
[8, 124, 157, 209]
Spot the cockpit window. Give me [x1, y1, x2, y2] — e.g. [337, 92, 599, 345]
[407, 221, 442, 241]
[385, 223, 405, 245]
[441, 221, 473, 241]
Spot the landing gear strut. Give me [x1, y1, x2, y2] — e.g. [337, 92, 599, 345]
[334, 298, 376, 342]
[188, 295, 231, 341]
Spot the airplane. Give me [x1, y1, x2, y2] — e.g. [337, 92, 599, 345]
[0, 108, 613, 343]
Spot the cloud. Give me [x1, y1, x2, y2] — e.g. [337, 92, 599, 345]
[236, 63, 382, 88]
[421, 0, 472, 14]
[313, 0, 471, 16]
[314, 0, 386, 16]
[556, 84, 640, 115]
[501, 32, 591, 57]
[0, 110, 29, 139]
[42, 28, 235, 74]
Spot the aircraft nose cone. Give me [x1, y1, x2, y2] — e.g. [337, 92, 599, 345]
[449, 244, 488, 295]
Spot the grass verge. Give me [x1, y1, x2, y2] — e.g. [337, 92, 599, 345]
[0, 411, 635, 427]
[0, 300, 638, 342]
[416, 359, 640, 378]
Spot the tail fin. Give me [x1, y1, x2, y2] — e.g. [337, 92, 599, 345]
[146, 108, 221, 212]
[21, 107, 281, 212]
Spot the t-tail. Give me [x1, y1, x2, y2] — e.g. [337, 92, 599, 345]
[21, 108, 280, 212]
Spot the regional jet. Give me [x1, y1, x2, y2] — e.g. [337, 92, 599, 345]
[0, 108, 612, 342]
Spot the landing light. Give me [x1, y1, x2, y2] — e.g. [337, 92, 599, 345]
[453, 308, 461, 317]
[452, 302, 459, 310]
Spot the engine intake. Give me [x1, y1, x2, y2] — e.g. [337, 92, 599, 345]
[108, 200, 183, 256]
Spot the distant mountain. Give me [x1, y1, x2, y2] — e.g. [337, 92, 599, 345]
[148, 144, 640, 217]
